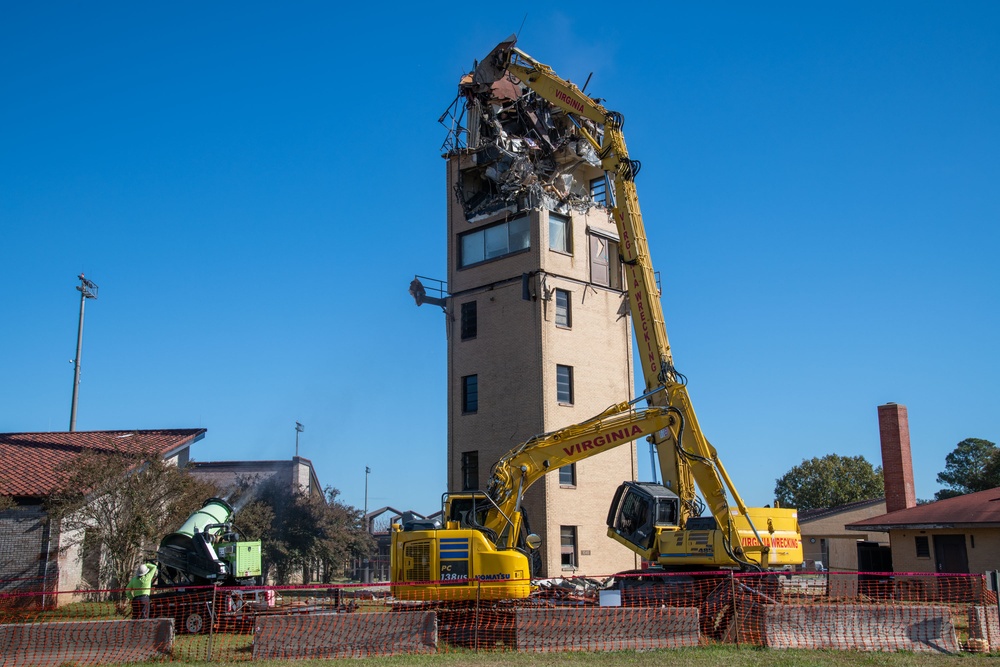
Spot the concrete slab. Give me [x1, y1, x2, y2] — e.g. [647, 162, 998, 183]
[765, 604, 959, 653]
[252, 611, 437, 659]
[0, 619, 173, 667]
[514, 607, 700, 652]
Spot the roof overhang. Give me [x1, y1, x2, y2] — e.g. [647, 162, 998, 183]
[847, 522, 1000, 532]
[162, 429, 206, 460]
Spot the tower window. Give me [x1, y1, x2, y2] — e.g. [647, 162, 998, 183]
[460, 301, 477, 340]
[462, 375, 478, 414]
[590, 177, 607, 205]
[459, 216, 530, 267]
[555, 289, 571, 328]
[461, 451, 479, 491]
[549, 213, 571, 254]
[559, 464, 576, 487]
[561, 526, 578, 570]
[590, 234, 622, 289]
[556, 365, 574, 405]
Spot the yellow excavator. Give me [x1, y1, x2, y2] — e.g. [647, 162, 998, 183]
[392, 37, 801, 603]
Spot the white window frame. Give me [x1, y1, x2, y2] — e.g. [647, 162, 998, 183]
[555, 289, 571, 328]
[556, 365, 574, 405]
[549, 213, 571, 254]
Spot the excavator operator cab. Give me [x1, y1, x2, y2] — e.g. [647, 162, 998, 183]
[607, 482, 679, 550]
[445, 493, 492, 530]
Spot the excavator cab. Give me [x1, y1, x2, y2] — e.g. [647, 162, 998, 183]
[607, 482, 679, 551]
[446, 494, 493, 532]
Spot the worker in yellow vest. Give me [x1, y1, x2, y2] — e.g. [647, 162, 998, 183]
[126, 562, 158, 619]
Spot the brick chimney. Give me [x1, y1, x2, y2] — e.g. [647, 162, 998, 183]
[877, 403, 916, 513]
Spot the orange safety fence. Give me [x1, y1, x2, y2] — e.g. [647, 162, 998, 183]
[1, 571, 997, 664]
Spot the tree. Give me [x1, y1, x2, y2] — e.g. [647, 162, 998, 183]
[935, 438, 999, 500]
[233, 482, 373, 585]
[315, 487, 375, 584]
[774, 454, 884, 511]
[45, 443, 218, 607]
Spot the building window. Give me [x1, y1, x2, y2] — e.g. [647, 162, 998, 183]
[461, 451, 479, 491]
[81, 528, 102, 588]
[462, 375, 478, 414]
[459, 216, 530, 267]
[590, 234, 622, 289]
[556, 365, 573, 404]
[915, 535, 930, 558]
[555, 289, 571, 328]
[561, 526, 578, 570]
[590, 177, 607, 205]
[460, 301, 477, 340]
[549, 213, 571, 254]
[559, 464, 576, 487]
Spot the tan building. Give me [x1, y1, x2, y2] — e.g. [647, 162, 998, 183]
[188, 457, 323, 500]
[839, 404, 1000, 599]
[798, 498, 888, 572]
[436, 66, 640, 578]
[847, 487, 1000, 575]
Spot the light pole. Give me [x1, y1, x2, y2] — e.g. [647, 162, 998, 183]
[294, 422, 304, 457]
[364, 466, 370, 524]
[69, 274, 98, 432]
[363, 466, 371, 583]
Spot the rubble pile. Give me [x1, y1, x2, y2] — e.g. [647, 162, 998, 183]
[442, 68, 606, 222]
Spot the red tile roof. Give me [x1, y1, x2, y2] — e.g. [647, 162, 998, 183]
[0, 429, 206, 498]
[846, 486, 1000, 530]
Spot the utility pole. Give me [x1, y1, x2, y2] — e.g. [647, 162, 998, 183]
[294, 422, 304, 457]
[69, 274, 98, 432]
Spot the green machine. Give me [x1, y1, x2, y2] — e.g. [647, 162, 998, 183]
[157, 498, 262, 586]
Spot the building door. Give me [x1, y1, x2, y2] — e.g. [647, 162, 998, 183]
[857, 541, 892, 572]
[933, 534, 969, 574]
[857, 541, 893, 599]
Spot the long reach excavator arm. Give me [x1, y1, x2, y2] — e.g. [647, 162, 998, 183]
[478, 36, 782, 566]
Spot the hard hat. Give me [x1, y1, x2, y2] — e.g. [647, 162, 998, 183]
[136, 564, 149, 577]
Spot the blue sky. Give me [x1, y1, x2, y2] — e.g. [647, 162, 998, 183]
[2, 3, 998, 514]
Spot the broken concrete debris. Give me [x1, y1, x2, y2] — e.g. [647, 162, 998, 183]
[440, 59, 606, 223]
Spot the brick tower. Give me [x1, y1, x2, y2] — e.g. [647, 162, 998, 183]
[437, 62, 639, 577]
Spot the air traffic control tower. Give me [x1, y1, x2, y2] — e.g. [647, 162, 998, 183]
[414, 59, 640, 577]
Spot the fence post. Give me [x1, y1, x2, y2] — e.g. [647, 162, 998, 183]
[990, 571, 1000, 632]
[730, 571, 739, 646]
[207, 586, 215, 662]
[474, 581, 481, 651]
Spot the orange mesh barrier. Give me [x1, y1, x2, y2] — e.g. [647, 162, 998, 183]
[0, 572, 996, 662]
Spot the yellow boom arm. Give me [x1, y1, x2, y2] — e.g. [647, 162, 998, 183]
[484, 397, 672, 546]
[481, 37, 776, 565]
